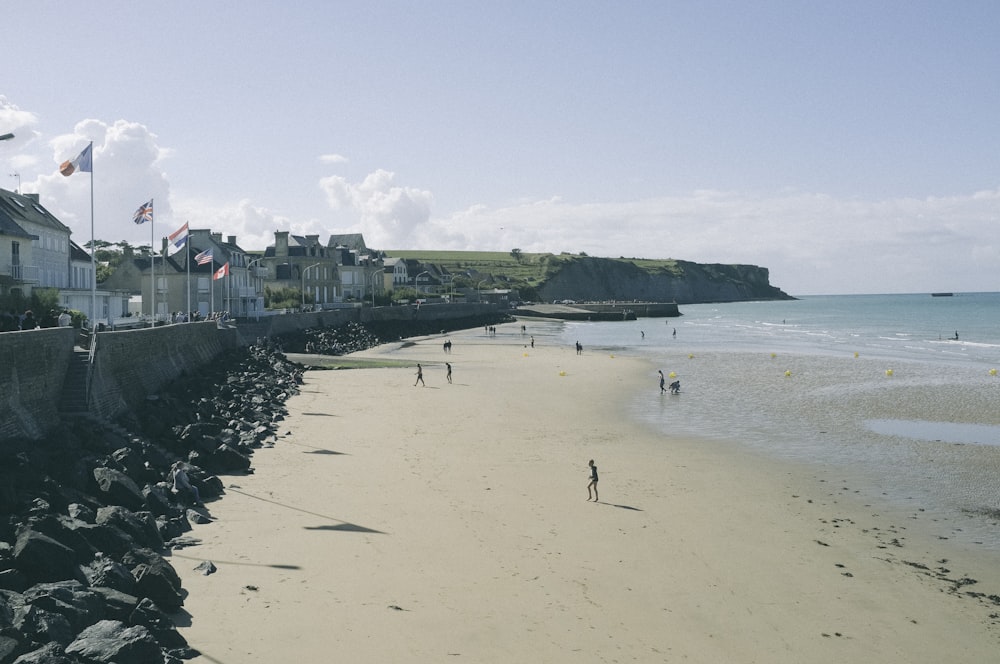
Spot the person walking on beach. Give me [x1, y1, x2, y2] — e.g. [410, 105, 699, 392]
[414, 363, 425, 387]
[658, 369, 666, 394]
[530, 336, 535, 348]
[587, 459, 599, 502]
[446, 362, 452, 384]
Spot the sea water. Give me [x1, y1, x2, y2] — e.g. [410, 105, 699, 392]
[551, 292, 1000, 547]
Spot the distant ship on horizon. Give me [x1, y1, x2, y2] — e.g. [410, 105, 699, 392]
[930, 292, 954, 297]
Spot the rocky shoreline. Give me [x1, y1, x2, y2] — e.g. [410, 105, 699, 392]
[0, 314, 518, 664]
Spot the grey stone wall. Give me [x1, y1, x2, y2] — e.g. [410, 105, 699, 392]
[0, 328, 76, 440]
[88, 321, 237, 420]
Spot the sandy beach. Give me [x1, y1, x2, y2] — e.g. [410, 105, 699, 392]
[171, 323, 1000, 663]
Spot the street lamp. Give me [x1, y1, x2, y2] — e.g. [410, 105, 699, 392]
[371, 268, 385, 307]
[247, 257, 264, 319]
[414, 271, 430, 296]
[477, 279, 487, 302]
[301, 262, 320, 310]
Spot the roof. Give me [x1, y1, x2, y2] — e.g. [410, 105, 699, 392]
[0, 188, 68, 239]
[326, 233, 368, 252]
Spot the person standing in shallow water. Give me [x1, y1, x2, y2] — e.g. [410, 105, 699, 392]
[658, 369, 666, 394]
[414, 363, 425, 387]
[587, 459, 599, 502]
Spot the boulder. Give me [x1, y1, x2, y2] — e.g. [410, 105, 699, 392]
[12, 604, 73, 647]
[66, 504, 95, 524]
[21, 581, 104, 631]
[95, 507, 162, 552]
[0, 635, 20, 663]
[64, 620, 163, 664]
[80, 558, 136, 595]
[12, 530, 76, 584]
[129, 598, 188, 649]
[91, 468, 144, 512]
[10, 642, 73, 664]
[205, 444, 251, 474]
[124, 551, 182, 611]
[87, 587, 139, 623]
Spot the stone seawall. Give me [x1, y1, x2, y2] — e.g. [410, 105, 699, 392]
[0, 303, 500, 440]
[88, 321, 238, 421]
[0, 327, 76, 440]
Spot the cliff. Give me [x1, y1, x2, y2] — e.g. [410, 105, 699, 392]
[536, 257, 792, 304]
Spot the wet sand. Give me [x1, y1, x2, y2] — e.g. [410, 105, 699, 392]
[172, 325, 1000, 662]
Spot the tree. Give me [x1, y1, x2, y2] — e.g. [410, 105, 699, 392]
[510, 248, 522, 263]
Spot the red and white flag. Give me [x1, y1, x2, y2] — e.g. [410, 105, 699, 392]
[213, 262, 230, 280]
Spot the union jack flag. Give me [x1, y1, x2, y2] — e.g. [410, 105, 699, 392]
[195, 249, 213, 265]
[132, 200, 153, 225]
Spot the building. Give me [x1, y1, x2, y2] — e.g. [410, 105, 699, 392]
[262, 232, 339, 308]
[0, 188, 126, 325]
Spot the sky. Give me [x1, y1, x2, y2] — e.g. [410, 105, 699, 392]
[1, 1, 998, 295]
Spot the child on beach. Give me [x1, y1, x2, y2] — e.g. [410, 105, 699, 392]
[587, 459, 599, 502]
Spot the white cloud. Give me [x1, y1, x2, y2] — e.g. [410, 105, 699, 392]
[319, 153, 348, 164]
[319, 169, 434, 248]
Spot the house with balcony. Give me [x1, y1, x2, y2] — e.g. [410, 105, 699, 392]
[0, 188, 126, 325]
[261, 231, 339, 309]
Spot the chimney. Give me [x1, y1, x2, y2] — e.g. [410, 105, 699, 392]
[211, 232, 222, 243]
[275, 231, 289, 257]
[227, 235, 236, 245]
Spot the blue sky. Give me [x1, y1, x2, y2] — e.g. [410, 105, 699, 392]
[2, 1, 998, 295]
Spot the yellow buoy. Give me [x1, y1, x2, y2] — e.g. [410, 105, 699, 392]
[770, 352, 777, 359]
[559, 371, 566, 376]
[688, 354, 694, 359]
[990, 368, 997, 376]
[610, 354, 615, 358]
[523, 353, 528, 357]
[784, 370, 792, 377]
[885, 369, 894, 376]
[854, 352, 859, 358]
[669, 371, 676, 378]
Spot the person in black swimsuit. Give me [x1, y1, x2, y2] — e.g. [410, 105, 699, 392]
[587, 459, 599, 502]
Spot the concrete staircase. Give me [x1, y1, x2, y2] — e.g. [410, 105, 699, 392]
[59, 349, 91, 414]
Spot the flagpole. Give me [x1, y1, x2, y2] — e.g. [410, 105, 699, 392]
[210, 259, 215, 316]
[150, 198, 155, 326]
[185, 228, 191, 320]
[88, 141, 96, 330]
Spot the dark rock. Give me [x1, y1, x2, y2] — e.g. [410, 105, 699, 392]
[12, 604, 73, 646]
[193, 561, 216, 576]
[63, 522, 135, 560]
[129, 598, 188, 649]
[0, 569, 29, 593]
[156, 516, 191, 543]
[91, 468, 145, 512]
[95, 507, 162, 552]
[80, 558, 135, 595]
[64, 620, 163, 664]
[10, 642, 73, 664]
[125, 550, 182, 611]
[21, 581, 103, 632]
[185, 510, 211, 526]
[66, 504, 95, 524]
[194, 475, 224, 499]
[88, 587, 139, 623]
[11, 531, 76, 584]
[24, 516, 95, 563]
[141, 484, 175, 518]
[0, 635, 19, 664]
[205, 444, 251, 473]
